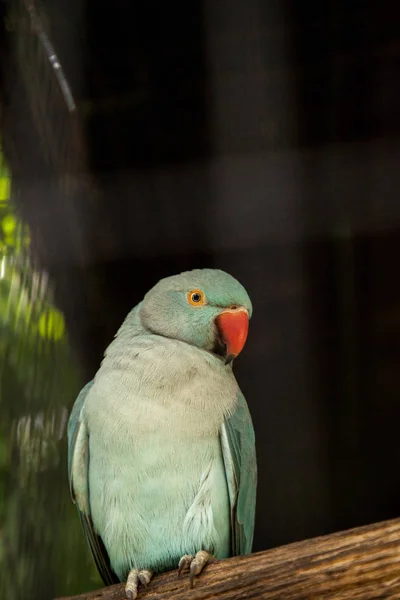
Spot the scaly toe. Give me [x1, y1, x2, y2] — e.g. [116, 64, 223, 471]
[189, 550, 213, 588]
[125, 568, 153, 598]
[125, 569, 139, 600]
[138, 569, 153, 587]
[178, 554, 193, 578]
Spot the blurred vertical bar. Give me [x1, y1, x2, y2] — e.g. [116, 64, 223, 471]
[2, 0, 112, 268]
[0, 2, 102, 598]
[202, 0, 331, 548]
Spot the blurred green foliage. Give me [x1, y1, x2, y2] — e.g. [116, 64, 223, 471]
[0, 148, 101, 598]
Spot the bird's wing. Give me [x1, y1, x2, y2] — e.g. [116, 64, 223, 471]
[68, 381, 119, 585]
[220, 390, 257, 556]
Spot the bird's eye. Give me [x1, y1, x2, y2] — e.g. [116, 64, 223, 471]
[187, 289, 205, 306]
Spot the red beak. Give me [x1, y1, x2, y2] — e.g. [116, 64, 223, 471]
[215, 308, 249, 364]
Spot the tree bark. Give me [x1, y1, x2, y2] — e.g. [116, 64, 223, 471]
[56, 517, 400, 600]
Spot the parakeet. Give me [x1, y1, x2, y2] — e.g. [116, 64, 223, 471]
[68, 268, 257, 599]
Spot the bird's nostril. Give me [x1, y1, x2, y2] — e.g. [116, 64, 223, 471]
[230, 305, 238, 310]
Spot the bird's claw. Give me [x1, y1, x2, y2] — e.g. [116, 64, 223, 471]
[125, 568, 153, 599]
[138, 569, 152, 586]
[178, 550, 213, 588]
[178, 554, 193, 577]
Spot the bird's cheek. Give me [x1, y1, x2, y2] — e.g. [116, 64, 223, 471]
[215, 309, 249, 362]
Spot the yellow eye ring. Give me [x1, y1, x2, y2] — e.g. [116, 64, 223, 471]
[187, 289, 205, 306]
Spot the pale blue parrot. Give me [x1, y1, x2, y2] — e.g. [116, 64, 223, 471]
[68, 269, 257, 598]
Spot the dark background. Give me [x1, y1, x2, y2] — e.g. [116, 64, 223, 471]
[1, 0, 400, 598]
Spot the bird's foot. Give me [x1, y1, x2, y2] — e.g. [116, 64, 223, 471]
[178, 550, 214, 588]
[125, 568, 153, 599]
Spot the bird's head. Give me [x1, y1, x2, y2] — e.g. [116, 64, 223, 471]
[139, 268, 252, 364]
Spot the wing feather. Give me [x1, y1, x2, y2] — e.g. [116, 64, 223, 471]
[68, 381, 119, 586]
[220, 390, 257, 555]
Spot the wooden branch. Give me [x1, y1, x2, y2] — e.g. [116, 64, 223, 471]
[56, 518, 400, 600]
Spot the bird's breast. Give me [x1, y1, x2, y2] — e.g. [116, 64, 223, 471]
[85, 334, 239, 439]
[86, 411, 231, 575]
[82, 336, 235, 574]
